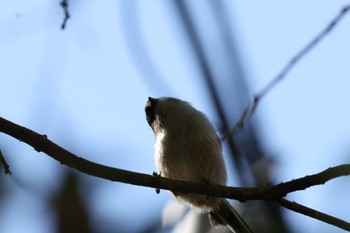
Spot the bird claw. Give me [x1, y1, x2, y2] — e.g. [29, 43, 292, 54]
[202, 178, 211, 203]
[152, 171, 161, 194]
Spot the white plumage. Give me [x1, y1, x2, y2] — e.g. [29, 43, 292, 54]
[145, 97, 253, 233]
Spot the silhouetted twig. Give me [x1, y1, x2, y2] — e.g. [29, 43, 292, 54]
[0, 149, 12, 174]
[1, 116, 350, 231]
[276, 198, 350, 231]
[60, 0, 70, 30]
[223, 4, 350, 140]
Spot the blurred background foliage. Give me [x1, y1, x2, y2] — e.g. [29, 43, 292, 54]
[1, 1, 350, 233]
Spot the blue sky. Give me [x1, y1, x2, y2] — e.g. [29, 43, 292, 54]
[1, 1, 350, 233]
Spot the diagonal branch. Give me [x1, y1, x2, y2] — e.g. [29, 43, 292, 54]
[223, 4, 350, 140]
[1, 116, 350, 230]
[276, 198, 350, 231]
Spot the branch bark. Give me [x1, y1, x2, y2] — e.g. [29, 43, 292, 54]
[276, 198, 350, 231]
[1, 116, 350, 231]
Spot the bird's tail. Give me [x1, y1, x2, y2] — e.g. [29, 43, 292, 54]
[208, 199, 253, 233]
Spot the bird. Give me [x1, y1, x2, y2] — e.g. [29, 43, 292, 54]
[145, 97, 253, 233]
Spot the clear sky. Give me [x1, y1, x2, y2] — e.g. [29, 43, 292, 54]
[1, 1, 350, 233]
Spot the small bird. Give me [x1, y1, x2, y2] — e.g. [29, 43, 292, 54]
[145, 97, 253, 233]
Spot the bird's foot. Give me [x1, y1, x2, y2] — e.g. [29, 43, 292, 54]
[152, 171, 161, 194]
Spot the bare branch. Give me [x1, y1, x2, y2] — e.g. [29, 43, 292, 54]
[276, 198, 350, 231]
[1, 116, 350, 230]
[223, 5, 350, 140]
[1, 117, 349, 199]
[269, 165, 350, 196]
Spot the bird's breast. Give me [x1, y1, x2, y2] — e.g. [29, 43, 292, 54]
[154, 131, 166, 171]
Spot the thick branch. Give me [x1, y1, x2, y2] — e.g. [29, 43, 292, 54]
[1, 116, 350, 231]
[1, 116, 349, 200]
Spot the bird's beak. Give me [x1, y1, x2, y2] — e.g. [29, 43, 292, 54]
[148, 97, 158, 106]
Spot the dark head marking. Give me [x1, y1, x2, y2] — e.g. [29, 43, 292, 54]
[145, 97, 158, 127]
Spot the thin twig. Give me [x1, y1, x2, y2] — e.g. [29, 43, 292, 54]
[223, 5, 350, 140]
[269, 165, 350, 196]
[60, 0, 70, 30]
[0, 149, 12, 175]
[276, 198, 350, 231]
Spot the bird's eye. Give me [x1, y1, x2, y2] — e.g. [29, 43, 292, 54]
[145, 103, 156, 126]
[145, 106, 153, 117]
[145, 97, 159, 127]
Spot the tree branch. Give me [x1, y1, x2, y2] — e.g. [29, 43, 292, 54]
[276, 198, 350, 232]
[1, 116, 350, 231]
[269, 165, 350, 196]
[223, 4, 350, 140]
